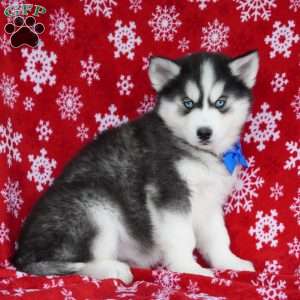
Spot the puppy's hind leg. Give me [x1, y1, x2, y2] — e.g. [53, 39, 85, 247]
[79, 205, 133, 283]
[79, 260, 133, 284]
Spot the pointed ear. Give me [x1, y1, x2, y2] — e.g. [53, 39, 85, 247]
[148, 57, 181, 92]
[229, 51, 259, 88]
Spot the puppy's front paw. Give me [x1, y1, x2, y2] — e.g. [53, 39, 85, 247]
[217, 257, 255, 272]
[170, 262, 213, 277]
[232, 259, 255, 272]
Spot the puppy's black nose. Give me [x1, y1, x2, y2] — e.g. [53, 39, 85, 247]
[197, 127, 212, 141]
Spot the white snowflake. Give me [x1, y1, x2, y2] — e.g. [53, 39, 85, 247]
[1, 177, 23, 218]
[201, 19, 230, 52]
[36, 120, 53, 142]
[115, 281, 143, 297]
[249, 209, 285, 250]
[269, 182, 284, 200]
[43, 278, 64, 289]
[224, 156, 264, 214]
[61, 288, 76, 300]
[0, 222, 9, 244]
[137, 94, 156, 115]
[0, 34, 11, 56]
[244, 102, 282, 151]
[211, 270, 239, 287]
[0, 73, 20, 109]
[117, 74, 134, 96]
[23, 97, 35, 111]
[251, 260, 287, 300]
[13, 288, 25, 297]
[185, 280, 226, 299]
[56, 85, 83, 121]
[148, 5, 182, 42]
[80, 55, 100, 86]
[27, 148, 57, 192]
[234, 0, 276, 22]
[80, 0, 117, 18]
[188, 0, 218, 10]
[76, 123, 89, 142]
[294, 266, 300, 290]
[95, 104, 128, 133]
[288, 237, 300, 259]
[289, 0, 300, 12]
[270, 73, 288, 92]
[284, 140, 300, 175]
[291, 88, 300, 120]
[1, 0, 24, 7]
[152, 267, 180, 300]
[108, 20, 142, 60]
[178, 37, 190, 53]
[129, 0, 142, 13]
[0, 118, 22, 167]
[142, 52, 152, 71]
[20, 41, 57, 94]
[81, 276, 101, 287]
[290, 188, 300, 226]
[265, 20, 299, 59]
[49, 7, 75, 46]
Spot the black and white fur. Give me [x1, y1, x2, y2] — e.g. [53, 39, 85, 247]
[13, 51, 259, 283]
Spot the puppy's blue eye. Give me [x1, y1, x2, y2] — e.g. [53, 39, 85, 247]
[183, 98, 194, 109]
[215, 97, 227, 109]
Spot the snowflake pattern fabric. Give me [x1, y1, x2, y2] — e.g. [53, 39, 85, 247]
[108, 20, 142, 60]
[290, 188, 300, 226]
[27, 148, 57, 192]
[148, 5, 182, 42]
[49, 8, 75, 46]
[0, 177, 23, 218]
[95, 104, 128, 133]
[284, 141, 300, 175]
[201, 19, 230, 52]
[36, 120, 53, 142]
[20, 41, 57, 94]
[80, 0, 117, 18]
[234, 0, 277, 22]
[0, 1, 299, 299]
[188, 0, 218, 10]
[270, 72, 288, 92]
[264, 20, 299, 59]
[117, 74, 134, 96]
[291, 88, 300, 120]
[80, 55, 100, 86]
[0, 73, 20, 109]
[244, 102, 282, 151]
[224, 157, 264, 214]
[0, 118, 23, 167]
[252, 260, 287, 300]
[0, 34, 11, 56]
[249, 209, 285, 250]
[56, 85, 83, 121]
[23, 97, 35, 111]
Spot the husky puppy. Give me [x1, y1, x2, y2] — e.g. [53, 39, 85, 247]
[13, 51, 259, 283]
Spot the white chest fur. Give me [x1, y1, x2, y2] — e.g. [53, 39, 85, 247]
[176, 153, 237, 224]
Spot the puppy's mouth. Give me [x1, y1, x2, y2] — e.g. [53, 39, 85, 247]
[198, 140, 211, 146]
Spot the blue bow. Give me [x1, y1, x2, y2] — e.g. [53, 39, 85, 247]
[222, 142, 249, 174]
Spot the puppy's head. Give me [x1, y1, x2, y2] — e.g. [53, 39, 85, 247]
[148, 51, 259, 155]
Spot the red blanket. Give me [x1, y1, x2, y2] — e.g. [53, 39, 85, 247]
[0, 0, 299, 299]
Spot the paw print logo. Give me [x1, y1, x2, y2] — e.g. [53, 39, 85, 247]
[4, 16, 45, 48]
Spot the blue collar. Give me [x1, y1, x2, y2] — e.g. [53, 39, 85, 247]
[222, 142, 248, 174]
